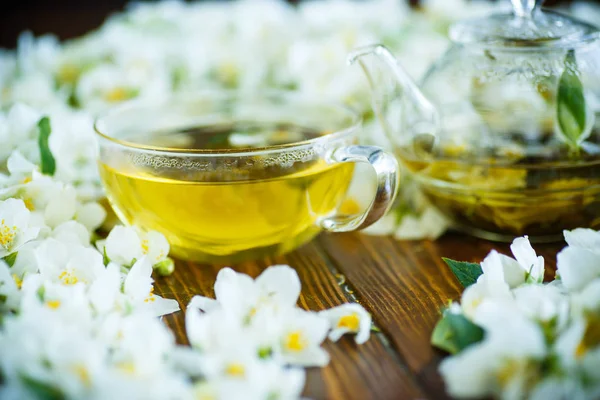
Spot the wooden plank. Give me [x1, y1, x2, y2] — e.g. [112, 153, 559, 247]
[318, 232, 563, 399]
[153, 240, 427, 400]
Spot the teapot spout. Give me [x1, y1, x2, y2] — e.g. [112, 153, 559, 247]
[348, 44, 439, 149]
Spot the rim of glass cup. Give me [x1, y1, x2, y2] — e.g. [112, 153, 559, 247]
[93, 90, 363, 157]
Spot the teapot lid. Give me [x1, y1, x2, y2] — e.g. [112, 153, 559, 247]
[450, 0, 599, 48]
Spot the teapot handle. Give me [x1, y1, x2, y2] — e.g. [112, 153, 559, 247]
[319, 145, 399, 232]
[511, 0, 541, 18]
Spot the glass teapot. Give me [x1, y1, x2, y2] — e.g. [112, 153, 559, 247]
[350, 0, 600, 242]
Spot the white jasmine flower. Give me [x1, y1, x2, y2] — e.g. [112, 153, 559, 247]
[0, 198, 40, 257]
[189, 265, 301, 319]
[393, 207, 448, 240]
[76, 63, 170, 113]
[480, 236, 544, 288]
[460, 275, 512, 320]
[21, 277, 94, 327]
[99, 226, 169, 267]
[4, 173, 78, 230]
[123, 257, 179, 317]
[0, 308, 108, 399]
[512, 284, 569, 330]
[276, 308, 330, 367]
[319, 303, 372, 344]
[440, 300, 547, 399]
[36, 238, 104, 286]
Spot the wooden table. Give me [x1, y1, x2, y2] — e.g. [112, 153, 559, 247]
[154, 232, 562, 400]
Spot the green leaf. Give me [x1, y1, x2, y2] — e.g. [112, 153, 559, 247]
[442, 258, 482, 288]
[37, 117, 56, 176]
[431, 312, 485, 354]
[3, 252, 17, 267]
[557, 50, 587, 150]
[21, 375, 65, 400]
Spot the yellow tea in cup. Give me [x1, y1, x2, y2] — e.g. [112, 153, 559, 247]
[99, 125, 354, 262]
[95, 92, 399, 263]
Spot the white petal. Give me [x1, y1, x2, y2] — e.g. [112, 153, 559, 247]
[214, 267, 256, 312]
[146, 295, 180, 317]
[88, 263, 121, 314]
[43, 185, 77, 228]
[105, 225, 143, 265]
[510, 236, 544, 283]
[187, 295, 219, 312]
[52, 221, 90, 246]
[557, 247, 600, 292]
[144, 230, 169, 264]
[75, 202, 107, 232]
[439, 343, 496, 398]
[124, 257, 153, 300]
[480, 250, 525, 288]
[6, 150, 36, 175]
[564, 228, 600, 251]
[282, 346, 330, 367]
[255, 265, 301, 308]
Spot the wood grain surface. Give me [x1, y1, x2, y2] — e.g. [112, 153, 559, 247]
[153, 232, 564, 400]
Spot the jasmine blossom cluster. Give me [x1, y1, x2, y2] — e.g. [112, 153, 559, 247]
[435, 233, 600, 400]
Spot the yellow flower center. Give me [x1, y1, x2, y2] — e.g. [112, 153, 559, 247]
[144, 287, 156, 303]
[21, 176, 32, 184]
[0, 219, 18, 250]
[58, 270, 80, 285]
[46, 300, 61, 309]
[116, 361, 136, 375]
[285, 331, 307, 352]
[224, 363, 245, 377]
[58, 64, 80, 85]
[104, 87, 131, 103]
[337, 313, 360, 331]
[12, 274, 22, 289]
[72, 364, 91, 387]
[576, 314, 600, 358]
[141, 239, 149, 255]
[22, 198, 35, 211]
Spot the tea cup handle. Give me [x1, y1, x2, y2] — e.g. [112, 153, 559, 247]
[320, 145, 399, 232]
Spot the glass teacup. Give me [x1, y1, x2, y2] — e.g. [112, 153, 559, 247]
[94, 91, 399, 263]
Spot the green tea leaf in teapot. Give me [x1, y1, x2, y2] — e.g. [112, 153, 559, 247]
[557, 50, 587, 151]
[37, 116, 56, 176]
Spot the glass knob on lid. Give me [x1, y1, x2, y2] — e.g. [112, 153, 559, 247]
[511, 0, 538, 18]
[450, 0, 600, 47]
